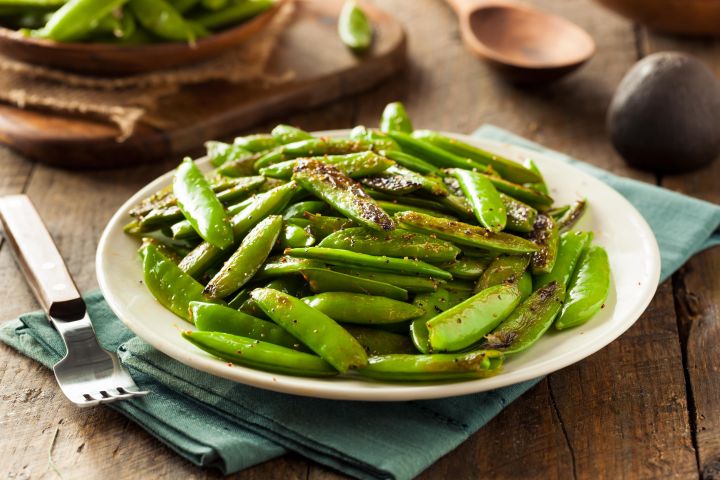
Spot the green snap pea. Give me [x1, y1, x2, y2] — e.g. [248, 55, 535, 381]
[301, 213, 355, 239]
[534, 231, 592, 291]
[279, 223, 315, 249]
[204, 215, 283, 299]
[182, 331, 336, 377]
[387, 131, 486, 171]
[301, 268, 408, 301]
[318, 227, 460, 263]
[437, 194, 475, 221]
[368, 191, 450, 212]
[557, 199, 587, 232]
[271, 124, 314, 145]
[395, 211, 539, 254]
[251, 288, 368, 372]
[358, 350, 503, 381]
[171, 0, 200, 14]
[529, 213, 559, 275]
[261, 152, 393, 180]
[216, 152, 264, 177]
[202, 0, 227, 11]
[195, 0, 274, 28]
[517, 271, 533, 300]
[282, 200, 326, 219]
[483, 174, 553, 209]
[179, 182, 297, 278]
[474, 254, 530, 293]
[255, 137, 374, 170]
[386, 165, 448, 196]
[130, 0, 198, 42]
[410, 287, 471, 353]
[382, 150, 442, 176]
[500, 193, 537, 233]
[40, 0, 127, 41]
[338, 0, 372, 53]
[140, 243, 216, 322]
[303, 292, 424, 324]
[190, 301, 305, 351]
[293, 160, 395, 231]
[525, 159, 549, 195]
[232, 133, 278, 153]
[173, 158, 233, 249]
[344, 326, 416, 355]
[255, 255, 324, 280]
[548, 204, 570, 220]
[286, 247, 453, 281]
[205, 141, 251, 167]
[360, 172, 422, 195]
[413, 130, 542, 184]
[484, 281, 565, 354]
[330, 267, 441, 293]
[377, 200, 456, 221]
[556, 245, 610, 330]
[450, 168, 507, 231]
[380, 101, 413, 134]
[436, 255, 493, 280]
[349, 126, 398, 151]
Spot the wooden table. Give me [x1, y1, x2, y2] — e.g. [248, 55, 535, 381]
[1, 1, 718, 478]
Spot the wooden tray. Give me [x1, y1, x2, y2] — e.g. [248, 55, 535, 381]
[0, 0, 405, 168]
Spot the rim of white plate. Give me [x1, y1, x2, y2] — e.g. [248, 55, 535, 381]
[97, 130, 661, 401]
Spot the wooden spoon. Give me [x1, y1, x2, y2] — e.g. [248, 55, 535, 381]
[446, 0, 595, 83]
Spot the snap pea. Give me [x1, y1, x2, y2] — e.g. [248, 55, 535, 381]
[173, 158, 233, 249]
[205, 141, 251, 167]
[140, 237, 183, 263]
[437, 194, 475, 221]
[534, 231, 592, 291]
[377, 200, 456, 220]
[202, 0, 227, 11]
[260, 152, 393, 180]
[436, 255, 493, 280]
[303, 293, 424, 324]
[255, 255, 324, 279]
[349, 126, 398, 151]
[179, 182, 296, 278]
[301, 268, 408, 301]
[40, 0, 126, 41]
[293, 160, 395, 231]
[338, 0, 372, 53]
[171, 0, 200, 14]
[232, 133, 278, 153]
[385, 164, 448, 196]
[412, 130, 541, 184]
[529, 213, 559, 275]
[318, 227, 460, 263]
[557, 199, 587, 232]
[484, 281, 565, 354]
[500, 193, 537, 233]
[548, 204, 570, 220]
[410, 287, 471, 353]
[195, 0, 274, 29]
[517, 271, 533, 300]
[251, 288, 368, 372]
[130, 0, 198, 42]
[344, 326, 416, 355]
[330, 267, 441, 293]
[271, 124, 314, 145]
[379, 101, 413, 134]
[358, 350, 503, 381]
[279, 223, 315, 249]
[216, 152, 264, 177]
[190, 301, 305, 351]
[474, 254, 530, 292]
[426, 284, 522, 352]
[282, 200, 326, 219]
[395, 211, 539, 254]
[204, 215, 283, 299]
[285, 247, 453, 281]
[387, 131, 486, 171]
[525, 159, 549, 195]
[368, 191, 450, 212]
[483, 174, 553, 209]
[556, 245, 610, 330]
[449, 168, 507, 231]
[182, 331, 337, 377]
[301, 213, 355, 239]
[360, 172, 423, 195]
[382, 150, 442, 176]
[255, 137, 374, 170]
[140, 243, 215, 322]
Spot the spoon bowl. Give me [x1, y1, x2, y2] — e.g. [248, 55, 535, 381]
[448, 0, 595, 84]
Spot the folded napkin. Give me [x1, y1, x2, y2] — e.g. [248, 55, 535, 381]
[2, 126, 719, 480]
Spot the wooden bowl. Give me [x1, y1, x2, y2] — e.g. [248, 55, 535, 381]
[0, 0, 287, 76]
[594, 0, 720, 36]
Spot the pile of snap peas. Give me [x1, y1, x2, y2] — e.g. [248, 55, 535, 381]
[124, 101, 611, 381]
[0, 0, 275, 44]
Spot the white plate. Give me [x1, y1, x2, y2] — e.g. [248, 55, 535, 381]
[97, 130, 660, 401]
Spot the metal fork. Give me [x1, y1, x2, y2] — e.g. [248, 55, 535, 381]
[0, 194, 148, 407]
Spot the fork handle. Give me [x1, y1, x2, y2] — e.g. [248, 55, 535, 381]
[0, 195, 85, 320]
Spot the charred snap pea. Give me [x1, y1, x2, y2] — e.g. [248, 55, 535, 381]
[450, 168, 507, 231]
[360, 172, 422, 195]
[173, 158, 233, 249]
[395, 211, 539, 254]
[293, 160, 395, 231]
[190, 301, 305, 351]
[529, 213, 559, 275]
[556, 245, 610, 330]
[386, 165, 448, 196]
[282, 200, 326, 219]
[410, 287, 471, 353]
[426, 284, 522, 352]
[318, 227, 460, 262]
[484, 281, 565, 354]
[303, 292, 425, 324]
[377, 200, 456, 221]
[338, 0, 372, 53]
[344, 326, 417, 355]
[436, 255, 493, 280]
[387, 131, 486, 171]
[475, 254, 530, 293]
[182, 331, 336, 377]
[413, 130, 541, 184]
[330, 267, 441, 293]
[557, 199, 587, 231]
[382, 150, 442, 176]
[379, 101, 413, 134]
[301, 268, 408, 301]
[534, 231, 592, 291]
[301, 213, 355, 239]
[358, 350, 503, 381]
[251, 288, 368, 372]
[500, 193, 537, 233]
[271, 124, 314, 145]
[260, 152, 393, 180]
[204, 215, 283, 299]
[286, 247, 453, 280]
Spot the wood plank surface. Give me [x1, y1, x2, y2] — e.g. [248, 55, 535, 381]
[0, 0, 718, 479]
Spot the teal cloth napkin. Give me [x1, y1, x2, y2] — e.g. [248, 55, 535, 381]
[1, 126, 719, 480]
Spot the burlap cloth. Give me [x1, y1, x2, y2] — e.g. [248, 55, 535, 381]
[0, 0, 295, 141]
